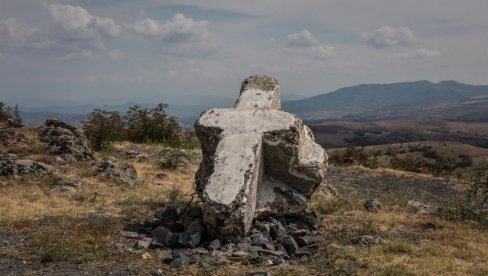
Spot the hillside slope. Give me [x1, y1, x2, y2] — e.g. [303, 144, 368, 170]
[283, 80, 488, 121]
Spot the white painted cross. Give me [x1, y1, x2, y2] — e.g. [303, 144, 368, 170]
[195, 75, 327, 241]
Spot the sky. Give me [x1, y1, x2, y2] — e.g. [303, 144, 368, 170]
[1, 0, 488, 106]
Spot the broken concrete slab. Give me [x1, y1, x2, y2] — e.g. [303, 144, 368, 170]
[195, 75, 328, 241]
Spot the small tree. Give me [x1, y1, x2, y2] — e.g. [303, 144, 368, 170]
[125, 103, 181, 145]
[0, 102, 11, 123]
[83, 109, 125, 151]
[11, 105, 23, 128]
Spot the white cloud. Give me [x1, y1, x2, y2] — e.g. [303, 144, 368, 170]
[131, 13, 209, 42]
[108, 49, 126, 61]
[361, 26, 416, 48]
[0, 52, 5, 59]
[47, 4, 122, 38]
[395, 48, 441, 59]
[0, 18, 34, 44]
[283, 30, 336, 59]
[286, 30, 319, 47]
[61, 49, 93, 61]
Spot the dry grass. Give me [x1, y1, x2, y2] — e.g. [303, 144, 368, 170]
[2, 141, 488, 275]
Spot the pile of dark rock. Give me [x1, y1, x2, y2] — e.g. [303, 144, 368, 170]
[39, 119, 94, 163]
[121, 206, 320, 268]
[0, 154, 53, 177]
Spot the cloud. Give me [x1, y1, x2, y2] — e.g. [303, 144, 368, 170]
[108, 49, 126, 61]
[395, 48, 441, 59]
[47, 4, 122, 38]
[130, 13, 209, 42]
[286, 30, 319, 47]
[0, 18, 52, 55]
[361, 26, 416, 48]
[61, 49, 93, 61]
[283, 29, 336, 59]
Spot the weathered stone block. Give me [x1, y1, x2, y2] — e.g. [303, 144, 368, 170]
[195, 75, 328, 241]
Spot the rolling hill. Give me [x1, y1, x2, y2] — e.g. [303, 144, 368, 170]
[283, 80, 488, 122]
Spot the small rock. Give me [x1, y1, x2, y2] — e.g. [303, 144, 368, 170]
[221, 243, 235, 252]
[364, 199, 383, 212]
[263, 243, 275, 251]
[258, 249, 286, 257]
[208, 239, 221, 251]
[355, 235, 385, 246]
[251, 233, 269, 246]
[141, 252, 152, 260]
[249, 272, 271, 276]
[295, 247, 317, 257]
[248, 245, 264, 252]
[136, 238, 151, 249]
[211, 255, 228, 265]
[170, 257, 191, 268]
[120, 230, 139, 239]
[192, 247, 209, 255]
[407, 200, 432, 215]
[232, 250, 249, 258]
[282, 235, 299, 255]
[155, 173, 168, 180]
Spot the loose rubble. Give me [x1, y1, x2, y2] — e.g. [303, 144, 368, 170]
[122, 205, 320, 268]
[39, 119, 94, 162]
[91, 157, 141, 186]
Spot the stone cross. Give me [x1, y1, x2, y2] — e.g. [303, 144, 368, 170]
[195, 75, 328, 241]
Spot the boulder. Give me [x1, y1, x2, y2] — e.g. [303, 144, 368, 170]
[91, 157, 141, 186]
[195, 75, 328, 241]
[0, 154, 53, 177]
[39, 119, 94, 162]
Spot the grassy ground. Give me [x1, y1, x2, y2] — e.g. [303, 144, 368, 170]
[1, 138, 488, 275]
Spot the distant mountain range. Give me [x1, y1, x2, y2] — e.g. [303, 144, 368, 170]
[18, 80, 488, 127]
[283, 80, 488, 122]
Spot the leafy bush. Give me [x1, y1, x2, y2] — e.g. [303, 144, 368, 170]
[83, 109, 125, 151]
[157, 148, 192, 170]
[82, 103, 182, 151]
[126, 103, 180, 145]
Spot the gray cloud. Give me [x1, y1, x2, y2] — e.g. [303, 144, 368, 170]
[395, 48, 441, 59]
[130, 13, 210, 42]
[47, 4, 122, 38]
[283, 29, 336, 59]
[286, 30, 319, 47]
[361, 26, 416, 48]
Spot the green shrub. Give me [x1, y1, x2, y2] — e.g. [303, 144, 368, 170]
[83, 109, 125, 151]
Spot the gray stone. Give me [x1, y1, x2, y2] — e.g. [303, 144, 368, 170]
[258, 249, 286, 257]
[249, 272, 271, 276]
[120, 231, 139, 239]
[355, 235, 385, 245]
[211, 255, 228, 265]
[192, 248, 209, 255]
[282, 235, 299, 255]
[136, 238, 152, 249]
[263, 243, 275, 251]
[295, 247, 317, 257]
[232, 250, 249, 258]
[91, 157, 141, 186]
[364, 199, 383, 212]
[170, 257, 191, 268]
[39, 119, 94, 162]
[269, 222, 286, 238]
[208, 239, 221, 251]
[251, 233, 269, 246]
[0, 155, 53, 177]
[195, 75, 328, 241]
